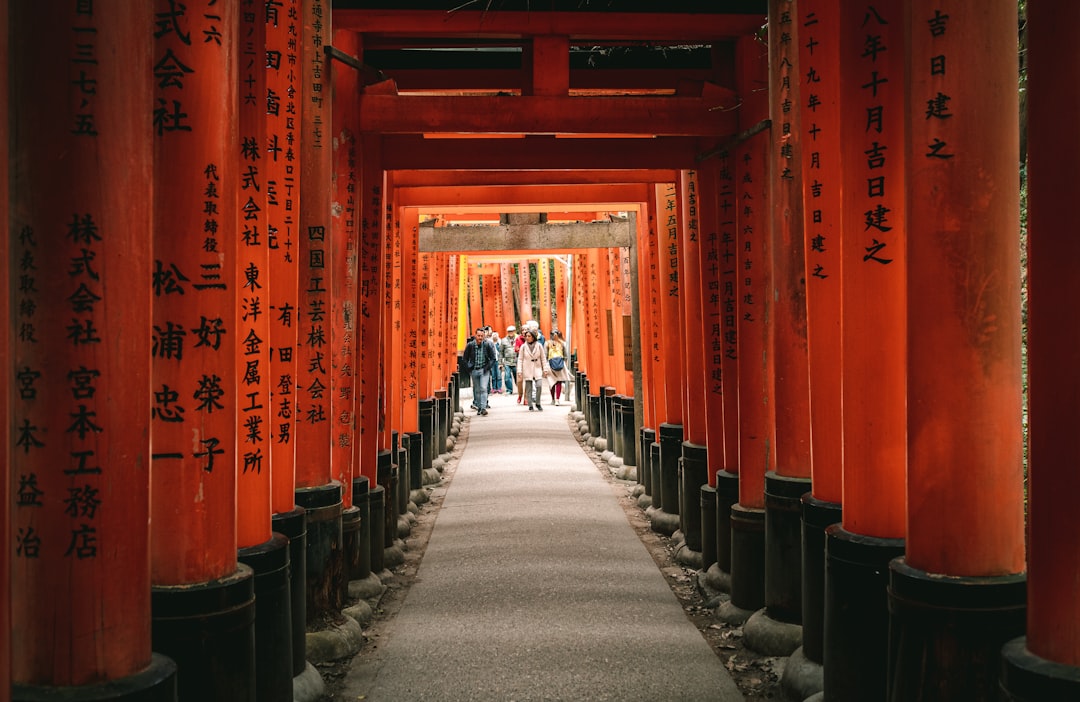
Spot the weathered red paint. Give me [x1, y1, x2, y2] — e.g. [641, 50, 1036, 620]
[768, 0, 811, 481]
[151, 0, 239, 585]
[799, 0, 843, 506]
[839, 0, 906, 540]
[906, 0, 1023, 577]
[237, 6, 272, 549]
[11, 1, 155, 684]
[266, 0, 301, 516]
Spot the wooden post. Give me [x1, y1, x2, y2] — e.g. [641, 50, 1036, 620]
[796, 0, 843, 676]
[678, 170, 708, 555]
[357, 134, 385, 485]
[147, 1, 254, 698]
[893, 2, 1026, 698]
[264, 0, 306, 678]
[824, 3, 907, 699]
[294, 0, 343, 621]
[0, 0, 11, 694]
[759, 0, 811, 641]
[731, 79, 773, 614]
[652, 183, 684, 539]
[331, 28, 360, 510]
[235, 9, 293, 701]
[10, 2, 176, 697]
[401, 208, 421, 433]
[236, 3, 273, 551]
[1002, 4, 1080, 697]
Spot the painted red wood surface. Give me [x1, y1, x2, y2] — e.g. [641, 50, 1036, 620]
[799, 0, 843, 505]
[768, 0, 811, 481]
[905, 0, 1024, 576]
[11, 1, 155, 684]
[838, 0, 906, 539]
[266, 0, 301, 516]
[151, 0, 239, 585]
[1026, 0, 1080, 667]
[237, 6, 272, 548]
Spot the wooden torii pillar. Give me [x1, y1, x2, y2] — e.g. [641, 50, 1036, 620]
[728, 34, 774, 619]
[294, 0, 344, 624]
[9, 4, 177, 699]
[825, 3, 907, 699]
[677, 170, 709, 559]
[754, 0, 812, 657]
[792, 0, 844, 688]
[1, 0, 11, 694]
[330, 28, 364, 604]
[235, 10, 292, 702]
[891, 3, 1026, 698]
[651, 183, 686, 538]
[265, 0, 307, 679]
[1002, 5, 1080, 698]
[149, 3, 254, 699]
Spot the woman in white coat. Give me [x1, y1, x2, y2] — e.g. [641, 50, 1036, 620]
[516, 328, 550, 411]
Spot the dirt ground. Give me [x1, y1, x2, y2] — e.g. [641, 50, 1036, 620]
[314, 413, 785, 701]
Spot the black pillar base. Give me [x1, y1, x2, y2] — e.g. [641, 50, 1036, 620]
[378, 449, 397, 549]
[649, 441, 662, 506]
[887, 557, 1026, 701]
[14, 654, 178, 702]
[823, 525, 904, 702]
[587, 394, 601, 439]
[1002, 637, 1080, 701]
[152, 566, 256, 702]
[271, 506, 307, 676]
[619, 397, 637, 467]
[700, 484, 717, 573]
[715, 470, 739, 573]
[800, 495, 840, 665]
[764, 472, 810, 625]
[601, 387, 616, 442]
[435, 392, 450, 457]
[639, 427, 656, 495]
[406, 431, 424, 497]
[418, 398, 435, 470]
[238, 533, 292, 702]
[349, 477, 371, 582]
[730, 503, 765, 612]
[611, 396, 624, 457]
[368, 484, 386, 574]
[295, 482, 344, 622]
[395, 446, 409, 525]
[658, 423, 683, 516]
[679, 441, 708, 552]
[340, 506, 361, 600]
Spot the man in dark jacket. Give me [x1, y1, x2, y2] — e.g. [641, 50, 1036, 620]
[463, 327, 498, 415]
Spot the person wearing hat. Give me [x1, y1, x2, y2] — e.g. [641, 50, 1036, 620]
[499, 325, 518, 396]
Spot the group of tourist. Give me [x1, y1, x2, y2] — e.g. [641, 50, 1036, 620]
[461, 321, 572, 415]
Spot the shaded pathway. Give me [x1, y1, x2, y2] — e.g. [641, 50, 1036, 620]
[339, 389, 743, 701]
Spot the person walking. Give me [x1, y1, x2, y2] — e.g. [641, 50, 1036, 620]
[489, 328, 503, 394]
[500, 325, 518, 396]
[462, 326, 498, 415]
[517, 328, 550, 411]
[546, 329, 571, 406]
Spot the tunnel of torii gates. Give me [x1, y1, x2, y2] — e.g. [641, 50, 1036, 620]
[1, 1, 1079, 702]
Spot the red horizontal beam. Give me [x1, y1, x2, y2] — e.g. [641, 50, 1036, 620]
[380, 135, 706, 170]
[358, 94, 738, 136]
[398, 183, 650, 207]
[384, 68, 717, 93]
[392, 169, 678, 186]
[336, 10, 766, 42]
